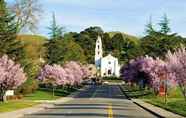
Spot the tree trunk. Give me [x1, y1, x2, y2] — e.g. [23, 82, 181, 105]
[0, 89, 6, 102]
[52, 87, 55, 97]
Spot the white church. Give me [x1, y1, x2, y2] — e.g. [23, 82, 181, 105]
[95, 36, 120, 77]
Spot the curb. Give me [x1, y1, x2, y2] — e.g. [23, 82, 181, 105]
[132, 100, 164, 118]
[118, 85, 131, 100]
[119, 85, 165, 118]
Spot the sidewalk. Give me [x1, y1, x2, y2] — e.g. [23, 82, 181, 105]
[0, 86, 87, 118]
[132, 99, 184, 118]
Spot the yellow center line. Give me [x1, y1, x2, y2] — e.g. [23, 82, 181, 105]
[108, 103, 113, 118]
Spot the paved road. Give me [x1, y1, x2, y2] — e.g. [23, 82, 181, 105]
[24, 84, 157, 118]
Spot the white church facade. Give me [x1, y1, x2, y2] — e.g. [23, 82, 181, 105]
[95, 36, 120, 77]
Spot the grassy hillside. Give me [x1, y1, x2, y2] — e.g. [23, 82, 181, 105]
[17, 35, 47, 64]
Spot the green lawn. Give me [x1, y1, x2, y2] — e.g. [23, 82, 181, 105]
[0, 87, 77, 113]
[0, 101, 38, 113]
[24, 90, 60, 100]
[24, 87, 76, 100]
[122, 84, 186, 117]
[144, 98, 186, 117]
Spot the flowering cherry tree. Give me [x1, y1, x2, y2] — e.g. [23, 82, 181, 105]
[38, 64, 67, 85]
[80, 64, 91, 80]
[64, 61, 85, 85]
[38, 61, 89, 88]
[120, 56, 172, 96]
[166, 47, 186, 100]
[0, 55, 27, 102]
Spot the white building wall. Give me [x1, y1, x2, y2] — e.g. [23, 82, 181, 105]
[100, 54, 120, 77]
[94, 36, 120, 77]
[95, 36, 103, 69]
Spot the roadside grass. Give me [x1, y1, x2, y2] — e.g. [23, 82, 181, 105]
[0, 87, 78, 113]
[0, 100, 38, 113]
[122, 84, 186, 117]
[144, 97, 186, 117]
[24, 87, 77, 100]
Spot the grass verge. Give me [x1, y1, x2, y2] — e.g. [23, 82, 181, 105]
[0, 87, 78, 113]
[24, 87, 77, 100]
[0, 100, 38, 113]
[122, 84, 186, 117]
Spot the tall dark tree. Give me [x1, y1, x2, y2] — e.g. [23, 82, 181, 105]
[141, 14, 185, 58]
[46, 38, 86, 65]
[0, 0, 24, 61]
[145, 16, 155, 35]
[48, 12, 64, 40]
[159, 14, 171, 34]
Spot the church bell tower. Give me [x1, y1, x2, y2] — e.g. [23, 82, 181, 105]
[95, 36, 103, 69]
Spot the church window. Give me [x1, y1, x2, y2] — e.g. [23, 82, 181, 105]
[108, 61, 111, 64]
[98, 51, 100, 54]
[98, 45, 100, 49]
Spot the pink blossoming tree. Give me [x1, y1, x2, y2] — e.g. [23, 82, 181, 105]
[120, 56, 172, 96]
[0, 55, 27, 102]
[38, 61, 89, 96]
[166, 47, 186, 100]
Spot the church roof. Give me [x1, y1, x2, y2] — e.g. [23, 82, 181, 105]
[102, 54, 118, 60]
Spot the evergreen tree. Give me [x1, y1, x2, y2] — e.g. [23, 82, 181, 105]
[48, 12, 64, 40]
[0, 0, 25, 61]
[159, 14, 171, 34]
[145, 16, 155, 34]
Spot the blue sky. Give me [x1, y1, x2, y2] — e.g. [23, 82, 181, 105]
[7, 0, 186, 37]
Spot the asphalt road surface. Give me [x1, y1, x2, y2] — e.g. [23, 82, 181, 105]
[24, 84, 157, 118]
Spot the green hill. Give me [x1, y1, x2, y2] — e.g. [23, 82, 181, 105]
[17, 35, 47, 64]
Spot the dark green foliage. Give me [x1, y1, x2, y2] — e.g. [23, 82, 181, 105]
[159, 14, 171, 34]
[107, 32, 142, 63]
[102, 33, 112, 54]
[69, 28, 140, 64]
[48, 13, 64, 40]
[141, 29, 185, 58]
[16, 79, 38, 95]
[145, 16, 155, 35]
[141, 14, 186, 58]
[0, 0, 25, 61]
[46, 13, 87, 64]
[72, 26, 104, 63]
[46, 38, 86, 65]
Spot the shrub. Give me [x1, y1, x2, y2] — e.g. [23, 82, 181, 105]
[16, 79, 38, 95]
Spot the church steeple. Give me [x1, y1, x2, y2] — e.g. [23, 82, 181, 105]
[95, 36, 103, 69]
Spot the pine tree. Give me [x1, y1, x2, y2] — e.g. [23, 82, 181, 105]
[159, 14, 171, 34]
[0, 0, 25, 61]
[145, 16, 155, 35]
[48, 12, 64, 40]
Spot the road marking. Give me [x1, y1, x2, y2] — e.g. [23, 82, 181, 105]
[108, 103, 113, 118]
